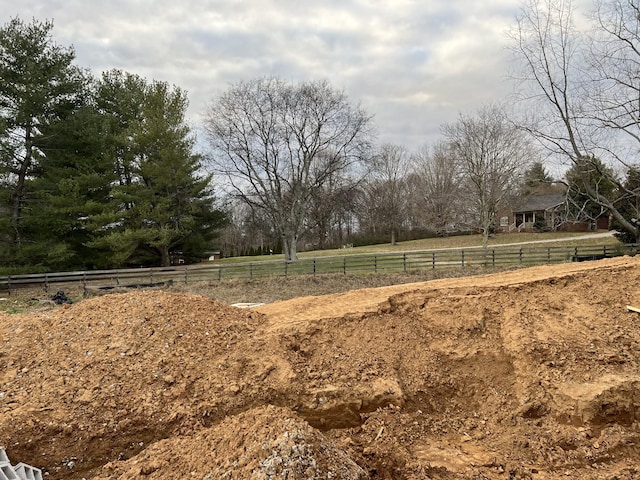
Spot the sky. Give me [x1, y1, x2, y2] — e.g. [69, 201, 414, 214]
[3, 0, 526, 153]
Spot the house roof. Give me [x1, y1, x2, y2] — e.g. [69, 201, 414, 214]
[512, 194, 565, 213]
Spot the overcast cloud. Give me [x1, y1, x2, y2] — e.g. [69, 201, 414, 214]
[3, 0, 525, 151]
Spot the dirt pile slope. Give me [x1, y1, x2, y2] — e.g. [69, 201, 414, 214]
[1, 256, 640, 479]
[95, 405, 368, 480]
[0, 292, 268, 473]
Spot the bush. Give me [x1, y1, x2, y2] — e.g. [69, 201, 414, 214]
[533, 217, 550, 233]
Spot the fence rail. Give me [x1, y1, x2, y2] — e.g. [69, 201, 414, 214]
[0, 242, 636, 294]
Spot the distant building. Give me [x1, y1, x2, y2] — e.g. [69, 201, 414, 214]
[503, 194, 609, 232]
[512, 194, 566, 232]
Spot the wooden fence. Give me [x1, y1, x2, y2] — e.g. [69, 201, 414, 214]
[0, 242, 636, 294]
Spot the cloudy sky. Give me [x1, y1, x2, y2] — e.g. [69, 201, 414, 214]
[4, 0, 526, 152]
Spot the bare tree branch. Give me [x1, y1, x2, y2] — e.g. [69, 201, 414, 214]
[204, 77, 373, 261]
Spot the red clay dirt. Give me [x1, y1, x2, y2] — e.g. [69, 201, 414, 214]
[1, 256, 640, 479]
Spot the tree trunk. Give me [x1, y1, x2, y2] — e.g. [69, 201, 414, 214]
[481, 208, 491, 249]
[10, 125, 33, 247]
[481, 210, 491, 250]
[283, 233, 298, 262]
[160, 246, 171, 267]
[482, 229, 490, 250]
[390, 228, 397, 246]
[289, 236, 298, 261]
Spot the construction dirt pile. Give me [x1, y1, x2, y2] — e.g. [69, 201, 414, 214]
[1, 256, 640, 479]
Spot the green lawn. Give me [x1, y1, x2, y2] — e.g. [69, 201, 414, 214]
[218, 231, 617, 264]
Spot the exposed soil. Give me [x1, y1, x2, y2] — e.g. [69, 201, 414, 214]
[1, 256, 640, 479]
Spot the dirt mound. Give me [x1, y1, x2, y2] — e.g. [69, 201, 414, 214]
[0, 292, 269, 476]
[94, 405, 367, 480]
[1, 256, 640, 479]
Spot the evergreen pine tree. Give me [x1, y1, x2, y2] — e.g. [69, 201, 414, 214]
[0, 17, 85, 258]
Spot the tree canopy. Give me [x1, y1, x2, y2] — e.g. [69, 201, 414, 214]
[444, 105, 531, 247]
[511, 0, 640, 241]
[84, 71, 225, 267]
[564, 156, 616, 225]
[0, 18, 227, 271]
[0, 17, 85, 252]
[204, 77, 373, 261]
[359, 144, 411, 245]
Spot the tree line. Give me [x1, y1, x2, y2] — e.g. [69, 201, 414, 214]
[208, 97, 537, 260]
[2, 0, 639, 271]
[0, 18, 225, 271]
[210, 0, 640, 257]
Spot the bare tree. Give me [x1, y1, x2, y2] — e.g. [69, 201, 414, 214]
[444, 106, 530, 248]
[217, 198, 277, 258]
[412, 141, 464, 236]
[306, 168, 359, 249]
[358, 144, 411, 245]
[204, 77, 373, 261]
[510, 0, 640, 241]
[589, 0, 640, 158]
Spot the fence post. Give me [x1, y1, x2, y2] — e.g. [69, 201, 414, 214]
[2, 242, 615, 293]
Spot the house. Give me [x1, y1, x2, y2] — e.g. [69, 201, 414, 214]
[510, 194, 566, 232]
[502, 194, 610, 232]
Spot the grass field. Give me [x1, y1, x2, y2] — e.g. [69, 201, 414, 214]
[218, 230, 616, 264]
